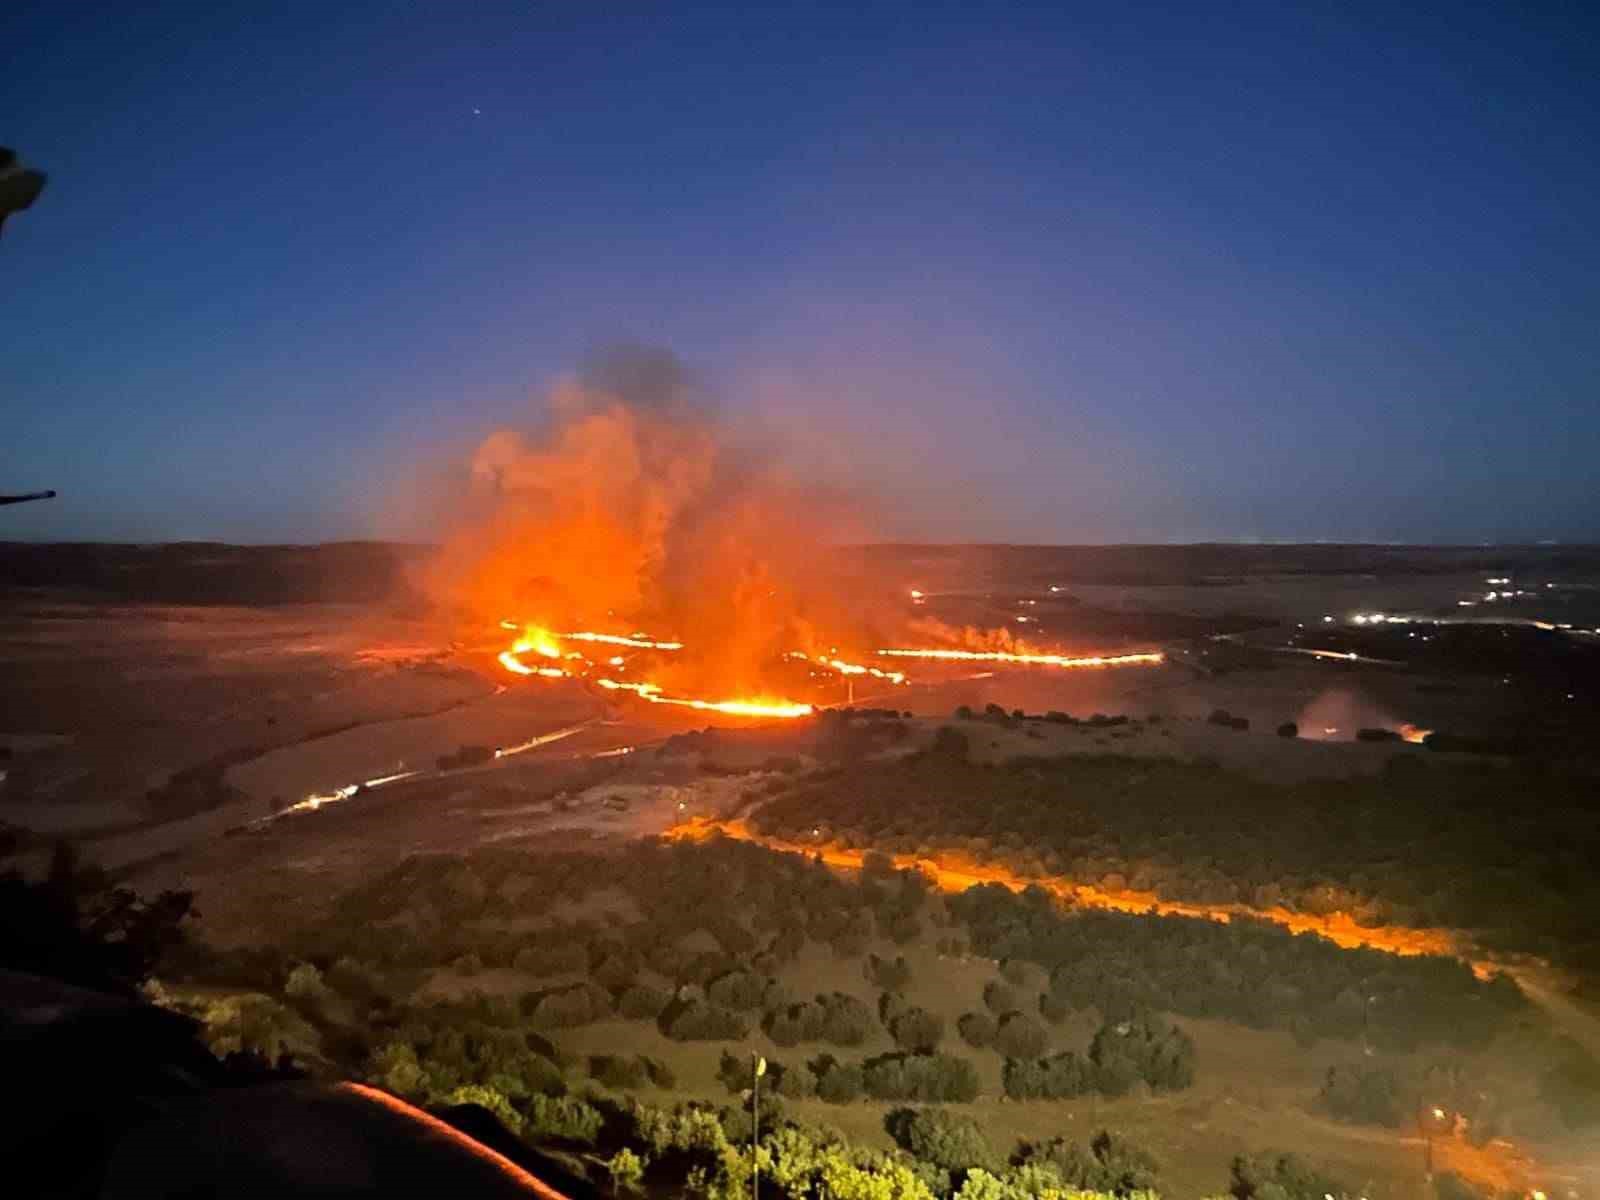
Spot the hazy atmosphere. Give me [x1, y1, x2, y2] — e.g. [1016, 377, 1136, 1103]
[6, 6, 1600, 1200]
[5, 1, 1599, 543]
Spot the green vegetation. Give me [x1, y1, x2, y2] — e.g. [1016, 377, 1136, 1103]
[951, 883, 1521, 1050]
[135, 834, 1598, 1196]
[754, 749, 1600, 965]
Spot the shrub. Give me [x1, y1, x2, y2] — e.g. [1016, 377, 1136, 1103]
[1229, 1151, 1348, 1200]
[1021, 1130, 1161, 1194]
[1039, 991, 1069, 1024]
[815, 1059, 865, 1103]
[526, 982, 610, 1028]
[887, 1107, 1001, 1173]
[660, 1000, 749, 1042]
[1002, 1050, 1094, 1100]
[1276, 722, 1298, 738]
[889, 1007, 945, 1053]
[1320, 1063, 1403, 1127]
[706, 970, 766, 1011]
[524, 1093, 603, 1144]
[774, 1061, 816, 1099]
[862, 1053, 980, 1103]
[442, 1084, 523, 1133]
[1090, 1015, 1194, 1093]
[982, 980, 1016, 1014]
[993, 1011, 1048, 1059]
[957, 1012, 997, 1049]
[617, 984, 670, 1020]
[932, 726, 970, 762]
[590, 1054, 648, 1090]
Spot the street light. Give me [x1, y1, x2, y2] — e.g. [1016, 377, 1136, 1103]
[752, 1053, 767, 1200]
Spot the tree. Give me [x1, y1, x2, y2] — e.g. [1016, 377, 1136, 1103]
[0, 842, 194, 994]
[932, 726, 970, 762]
[982, 979, 1017, 1014]
[887, 1106, 1001, 1173]
[1230, 1151, 1347, 1200]
[957, 1012, 997, 1048]
[890, 1007, 946, 1053]
[1020, 1130, 1160, 1194]
[605, 1147, 647, 1196]
[993, 1011, 1048, 1059]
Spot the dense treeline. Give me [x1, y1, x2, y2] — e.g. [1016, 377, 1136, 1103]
[754, 749, 1600, 965]
[951, 883, 1523, 1051]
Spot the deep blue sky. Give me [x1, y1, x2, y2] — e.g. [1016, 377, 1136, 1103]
[3, 1, 1596, 543]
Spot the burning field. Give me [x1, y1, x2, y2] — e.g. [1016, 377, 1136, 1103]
[428, 349, 1163, 718]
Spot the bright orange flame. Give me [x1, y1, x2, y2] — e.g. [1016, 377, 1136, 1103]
[1400, 723, 1433, 744]
[786, 651, 908, 686]
[595, 677, 812, 719]
[510, 626, 562, 659]
[561, 630, 684, 650]
[875, 647, 1163, 668]
[671, 816, 1471, 964]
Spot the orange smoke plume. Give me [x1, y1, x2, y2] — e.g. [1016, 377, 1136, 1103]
[427, 347, 873, 695]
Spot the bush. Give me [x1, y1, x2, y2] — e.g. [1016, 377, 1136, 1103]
[999, 959, 1031, 986]
[862, 1053, 980, 1103]
[1090, 1015, 1194, 1093]
[706, 970, 766, 1011]
[1319, 1063, 1403, 1127]
[866, 953, 913, 991]
[524, 1093, 603, 1144]
[887, 1107, 1001, 1173]
[774, 1060, 817, 1099]
[442, 1084, 523, 1133]
[932, 726, 970, 762]
[1020, 1130, 1161, 1194]
[982, 979, 1016, 1014]
[1003, 1050, 1095, 1100]
[660, 1000, 749, 1042]
[525, 982, 610, 1028]
[1039, 991, 1069, 1024]
[815, 1059, 865, 1103]
[993, 1011, 1048, 1059]
[1276, 722, 1298, 738]
[889, 1007, 945, 1053]
[1229, 1151, 1348, 1200]
[1207, 708, 1249, 731]
[957, 1012, 997, 1049]
[590, 1054, 648, 1090]
[617, 984, 670, 1020]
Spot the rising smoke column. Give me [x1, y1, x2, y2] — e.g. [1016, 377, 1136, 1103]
[427, 347, 876, 693]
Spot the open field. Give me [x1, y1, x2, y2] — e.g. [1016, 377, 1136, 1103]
[8, 542, 1600, 1199]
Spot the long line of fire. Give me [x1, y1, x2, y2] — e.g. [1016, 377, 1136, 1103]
[495, 622, 1165, 718]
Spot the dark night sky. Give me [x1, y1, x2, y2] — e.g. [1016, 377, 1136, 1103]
[3, 1, 1596, 544]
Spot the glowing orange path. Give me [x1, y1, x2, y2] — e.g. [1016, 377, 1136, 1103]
[669, 816, 1470, 963]
[875, 647, 1164, 668]
[338, 1083, 572, 1199]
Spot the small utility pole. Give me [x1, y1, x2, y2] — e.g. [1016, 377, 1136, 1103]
[752, 1053, 767, 1200]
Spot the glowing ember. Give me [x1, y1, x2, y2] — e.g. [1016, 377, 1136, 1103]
[1399, 723, 1433, 744]
[595, 678, 813, 719]
[786, 650, 908, 686]
[561, 631, 684, 650]
[875, 647, 1163, 668]
[497, 649, 569, 678]
[671, 816, 1472, 964]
